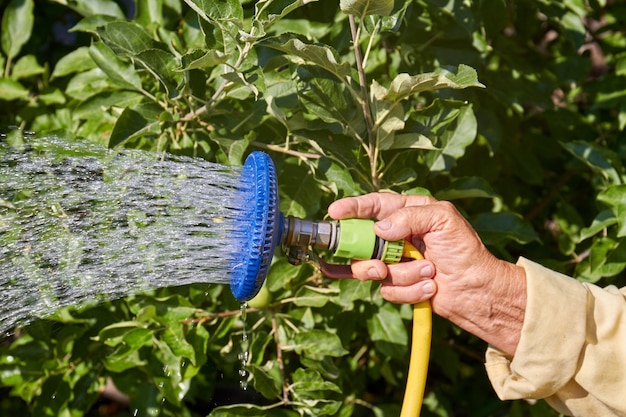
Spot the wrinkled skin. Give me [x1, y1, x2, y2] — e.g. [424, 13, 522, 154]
[328, 193, 527, 355]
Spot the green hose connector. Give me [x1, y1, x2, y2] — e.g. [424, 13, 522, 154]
[334, 219, 376, 259]
[334, 219, 404, 262]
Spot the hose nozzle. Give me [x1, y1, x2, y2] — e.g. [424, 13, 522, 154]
[281, 216, 337, 265]
[280, 217, 404, 272]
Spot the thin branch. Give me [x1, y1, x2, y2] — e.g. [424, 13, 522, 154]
[250, 141, 321, 160]
[272, 314, 290, 403]
[4, 55, 11, 78]
[348, 14, 379, 189]
[180, 307, 259, 325]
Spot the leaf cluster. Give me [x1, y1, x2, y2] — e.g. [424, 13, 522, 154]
[1, 0, 626, 416]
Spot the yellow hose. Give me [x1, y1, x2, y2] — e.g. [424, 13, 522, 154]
[399, 242, 432, 417]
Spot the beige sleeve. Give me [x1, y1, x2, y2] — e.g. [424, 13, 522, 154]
[484, 257, 626, 416]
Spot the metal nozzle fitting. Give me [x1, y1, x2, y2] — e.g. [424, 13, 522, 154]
[281, 216, 338, 265]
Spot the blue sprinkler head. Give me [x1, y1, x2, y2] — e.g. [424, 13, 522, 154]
[229, 151, 282, 302]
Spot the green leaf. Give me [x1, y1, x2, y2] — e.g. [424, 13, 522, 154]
[291, 367, 342, 394]
[248, 363, 282, 399]
[279, 162, 322, 218]
[578, 210, 617, 243]
[340, 0, 394, 17]
[209, 404, 299, 417]
[472, 212, 539, 246]
[264, 37, 352, 80]
[88, 41, 143, 91]
[562, 140, 623, 185]
[254, 0, 319, 29]
[293, 329, 349, 358]
[366, 302, 407, 346]
[293, 285, 339, 307]
[69, 14, 119, 36]
[435, 177, 499, 200]
[384, 65, 485, 103]
[109, 103, 162, 147]
[135, 48, 183, 98]
[161, 325, 197, 364]
[58, 0, 125, 18]
[290, 368, 342, 415]
[73, 91, 145, 119]
[180, 49, 227, 70]
[318, 157, 357, 196]
[380, 132, 438, 151]
[98, 21, 161, 56]
[577, 237, 626, 283]
[598, 184, 626, 238]
[1, 0, 34, 60]
[135, 0, 164, 27]
[0, 77, 29, 101]
[337, 279, 374, 309]
[426, 103, 478, 173]
[96, 321, 150, 346]
[371, 80, 405, 148]
[11, 55, 45, 79]
[183, 0, 244, 23]
[65, 68, 116, 100]
[51, 47, 96, 79]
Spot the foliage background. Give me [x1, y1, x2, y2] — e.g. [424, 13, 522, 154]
[1, 0, 626, 416]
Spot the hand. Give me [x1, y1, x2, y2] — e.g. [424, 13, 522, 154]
[327, 193, 526, 354]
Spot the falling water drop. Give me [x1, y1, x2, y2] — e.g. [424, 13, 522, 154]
[238, 302, 250, 390]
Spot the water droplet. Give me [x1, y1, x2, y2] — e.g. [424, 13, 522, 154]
[0, 136, 244, 335]
[238, 302, 251, 391]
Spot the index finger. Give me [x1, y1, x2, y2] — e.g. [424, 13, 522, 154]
[328, 192, 435, 221]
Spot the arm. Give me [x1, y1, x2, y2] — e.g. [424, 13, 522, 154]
[329, 193, 626, 416]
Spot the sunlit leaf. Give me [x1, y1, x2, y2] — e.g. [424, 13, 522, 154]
[426, 103, 478, 173]
[385, 65, 485, 103]
[1, 0, 34, 60]
[89, 41, 143, 91]
[340, 0, 394, 17]
[51, 47, 96, 79]
[294, 330, 349, 358]
[55, 0, 125, 18]
[97, 21, 161, 56]
[263, 36, 352, 80]
[578, 210, 617, 243]
[598, 184, 626, 238]
[11, 55, 45, 79]
[562, 140, 623, 185]
[0, 77, 29, 101]
[183, 0, 244, 23]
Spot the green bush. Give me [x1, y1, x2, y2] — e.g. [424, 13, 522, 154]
[1, 0, 625, 416]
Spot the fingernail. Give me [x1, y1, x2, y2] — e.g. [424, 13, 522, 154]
[367, 267, 381, 280]
[420, 265, 434, 278]
[375, 220, 391, 230]
[422, 281, 435, 295]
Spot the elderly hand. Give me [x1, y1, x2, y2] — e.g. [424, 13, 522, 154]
[327, 193, 527, 355]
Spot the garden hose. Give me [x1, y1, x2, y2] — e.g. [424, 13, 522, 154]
[229, 151, 431, 416]
[400, 241, 431, 417]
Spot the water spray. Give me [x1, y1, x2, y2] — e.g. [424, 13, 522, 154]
[229, 151, 431, 417]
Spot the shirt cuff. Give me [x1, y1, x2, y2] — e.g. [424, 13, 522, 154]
[485, 257, 588, 400]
